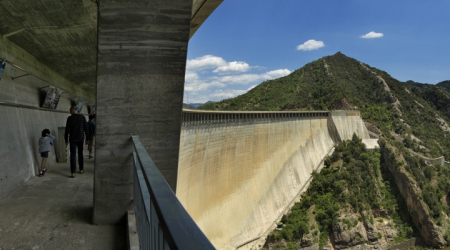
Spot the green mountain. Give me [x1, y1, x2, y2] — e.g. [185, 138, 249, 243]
[438, 80, 450, 92]
[200, 52, 392, 111]
[200, 52, 450, 249]
[201, 52, 450, 159]
[406, 81, 450, 126]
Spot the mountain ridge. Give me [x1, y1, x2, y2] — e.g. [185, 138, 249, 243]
[199, 52, 450, 249]
[200, 52, 450, 158]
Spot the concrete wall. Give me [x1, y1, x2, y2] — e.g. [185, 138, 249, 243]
[0, 35, 93, 197]
[177, 116, 336, 249]
[424, 156, 445, 167]
[94, 0, 192, 224]
[0, 106, 70, 197]
[408, 149, 448, 167]
[330, 110, 370, 141]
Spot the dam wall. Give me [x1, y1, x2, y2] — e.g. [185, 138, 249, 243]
[177, 111, 336, 249]
[330, 110, 370, 141]
[408, 149, 448, 167]
[0, 35, 92, 197]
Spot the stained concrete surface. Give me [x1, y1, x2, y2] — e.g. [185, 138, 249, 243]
[0, 151, 126, 250]
[178, 117, 336, 249]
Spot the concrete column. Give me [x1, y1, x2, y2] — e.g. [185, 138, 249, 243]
[94, 0, 192, 224]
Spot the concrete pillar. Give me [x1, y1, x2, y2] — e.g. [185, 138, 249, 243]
[94, 0, 192, 224]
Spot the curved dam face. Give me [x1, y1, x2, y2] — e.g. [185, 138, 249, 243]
[177, 111, 336, 249]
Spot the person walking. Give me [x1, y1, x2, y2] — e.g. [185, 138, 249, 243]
[38, 128, 56, 177]
[64, 106, 87, 178]
[86, 114, 95, 159]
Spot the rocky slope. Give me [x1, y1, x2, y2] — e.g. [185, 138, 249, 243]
[380, 141, 449, 247]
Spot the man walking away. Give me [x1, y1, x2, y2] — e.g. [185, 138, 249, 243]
[64, 106, 87, 178]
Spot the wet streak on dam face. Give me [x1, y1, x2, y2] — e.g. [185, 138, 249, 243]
[177, 111, 337, 249]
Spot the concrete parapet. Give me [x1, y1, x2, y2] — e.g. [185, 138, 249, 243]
[182, 109, 329, 125]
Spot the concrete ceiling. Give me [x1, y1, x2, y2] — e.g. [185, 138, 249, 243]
[0, 0, 222, 95]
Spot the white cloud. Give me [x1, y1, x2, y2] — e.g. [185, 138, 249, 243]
[215, 74, 263, 85]
[186, 55, 226, 70]
[184, 55, 292, 103]
[213, 61, 250, 74]
[184, 86, 194, 91]
[296, 40, 325, 51]
[361, 31, 384, 39]
[214, 69, 291, 85]
[210, 89, 247, 99]
[247, 85, 257, 91]
[263, 69, 291, 79]
[184, 76, 226, 92]
[184, 68, 291, 93]
[184, 71, 199, 82]
[184, 89, 247, 103]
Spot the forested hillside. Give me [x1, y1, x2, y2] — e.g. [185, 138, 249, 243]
[200, 52, 450, 159]
[199, 52, 450, 249]
[264, 136, 417, 249]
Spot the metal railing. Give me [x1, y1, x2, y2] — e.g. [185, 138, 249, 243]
[131, 135, 215, 250]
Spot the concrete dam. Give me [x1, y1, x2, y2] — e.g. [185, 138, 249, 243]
[177, 110, 375, 249]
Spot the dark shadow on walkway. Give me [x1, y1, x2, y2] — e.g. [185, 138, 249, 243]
[0, 149, 126, 250]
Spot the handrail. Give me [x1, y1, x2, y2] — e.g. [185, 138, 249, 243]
[0, 101, 89, 115]
[182, 108, 330, 114]
[0, 57, 93, 105]
[0, 56, 54, 86]
[181, 110, 330, 125]
[131, 135, 215, 250]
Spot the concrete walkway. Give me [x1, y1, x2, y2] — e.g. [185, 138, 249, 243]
[0, 152, 126, 250]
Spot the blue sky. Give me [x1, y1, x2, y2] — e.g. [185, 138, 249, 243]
[184, 0, 450, 103]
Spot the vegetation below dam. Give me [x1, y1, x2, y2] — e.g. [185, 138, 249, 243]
[200, 52, 450, 249]
[264, 136, 417, 249]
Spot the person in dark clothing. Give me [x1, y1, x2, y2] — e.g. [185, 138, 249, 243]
[65, 106, 87, 178]
[86, 114, 96, 159]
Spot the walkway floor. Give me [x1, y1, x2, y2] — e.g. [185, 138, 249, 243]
[0, 152, 126, 250]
